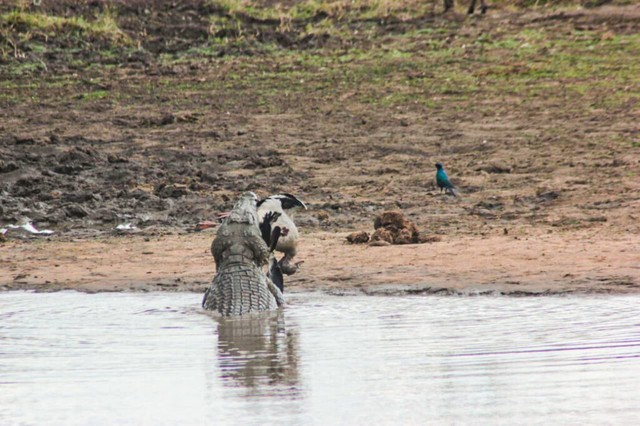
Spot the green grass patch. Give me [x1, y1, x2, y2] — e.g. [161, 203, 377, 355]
[81, 90, 109, 101]
[2, 2, 638, 117]
[209, 0, 433, 22]
[1, 10, 130, 44]
[0, 8, 131, 64]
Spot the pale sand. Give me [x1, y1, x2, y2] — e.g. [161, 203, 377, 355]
[2, 229, 638, 295]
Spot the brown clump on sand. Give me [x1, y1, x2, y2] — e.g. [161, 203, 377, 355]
[372, 211, 420, 245]
[371, 228, 395, 244]
[347, 210, 440, 246]
[346, 231, 370, 244]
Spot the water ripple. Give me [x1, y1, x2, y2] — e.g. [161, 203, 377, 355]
[1, 291, 639, 425]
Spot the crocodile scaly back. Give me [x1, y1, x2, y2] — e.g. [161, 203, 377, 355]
[203, 192, 284, 316]
[203, 264, 279, 315]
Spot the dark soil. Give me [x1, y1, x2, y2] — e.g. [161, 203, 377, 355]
[1, 1, 639, 239]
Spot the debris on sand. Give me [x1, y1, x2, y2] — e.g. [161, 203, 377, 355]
[346, 231, 370, 244]
[114, 223, 139, 234]
[193, 221, 219, 232]
[477, 160, 512, 174]
[368, 239, 391, 247]
[1, 219, 54, 239]
[417, 234, 442, 243]
[371, 228, 394, 244]
[372, 211, 419, 245]
[346, 210, 440, 246]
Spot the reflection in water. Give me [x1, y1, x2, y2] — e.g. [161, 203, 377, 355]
[215, 311, 300, 396]
[1, 292, 639, 425]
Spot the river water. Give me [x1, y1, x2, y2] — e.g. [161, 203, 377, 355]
[1, 291, 639, 425]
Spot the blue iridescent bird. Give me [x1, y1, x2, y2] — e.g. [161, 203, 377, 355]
[435, 162, 458, 197]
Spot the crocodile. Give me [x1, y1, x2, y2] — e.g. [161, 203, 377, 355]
[202, 192, 285, 316]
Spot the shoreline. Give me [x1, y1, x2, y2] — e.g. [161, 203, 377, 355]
[2, 230, 638, 296]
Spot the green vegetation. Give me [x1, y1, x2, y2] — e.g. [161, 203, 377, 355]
[0, 9, 130, 62]
[81, 90, 109, 101]
[208, 0, 433, 22]
[2, 9, 128, 41]
[0, 1, 638, 117]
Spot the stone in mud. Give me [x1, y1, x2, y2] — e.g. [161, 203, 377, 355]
[55, 147, 103, 175]
[155, 183, 190, 199]
[64, 204, 89, 218]
[130, 188, 152, 200]
[12, 176, 45, 197]
[0, 161, 19, 173]
[315, 211, 330, 223]
[14, 136, 38, 145]
[63, 191, 97, 203]
[158, 113, 176, 126]
[478, 160, 512, 174]
[475, 199, 503, 210]
[107, 154, 128, 164]
[346, 231, 370, 244]
[295, 215, 320, 227]
[21, 206, 50, 223]
[136, 211, 170, 225]
[471, 208, 496, 218]
[369, 240, 391, 247]
[46, 208, 69, 224]
[52, 149, 103, 175]
[418, 234, 442, 244]
[536, 190, 561, 203]
[53, 164, 83, 175]
[90, 208, 119, 223]
[243, 154, 286, 169]
[195, 170, 219, 184]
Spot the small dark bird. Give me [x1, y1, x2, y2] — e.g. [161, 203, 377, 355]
[435, 163, 458, 197]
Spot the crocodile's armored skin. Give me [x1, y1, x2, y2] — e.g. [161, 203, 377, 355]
[203, 192, 284, 316]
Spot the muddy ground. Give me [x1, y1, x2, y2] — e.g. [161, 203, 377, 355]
[1, 1, 639, 295]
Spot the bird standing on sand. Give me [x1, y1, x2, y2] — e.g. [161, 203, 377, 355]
[435, 163, 458, 197]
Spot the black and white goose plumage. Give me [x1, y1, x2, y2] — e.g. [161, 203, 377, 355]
[257, 193, 306, 277]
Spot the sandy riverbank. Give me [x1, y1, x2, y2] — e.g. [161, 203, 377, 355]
[2, 229, 638, 295]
